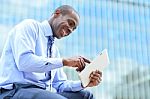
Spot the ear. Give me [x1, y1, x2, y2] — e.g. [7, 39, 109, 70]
[54, 9, 61, 18]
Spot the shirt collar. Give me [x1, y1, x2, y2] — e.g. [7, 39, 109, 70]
[41, 20, 53, 37]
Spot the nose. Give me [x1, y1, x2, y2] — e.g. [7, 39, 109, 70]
[63, 27, 72, 36]
[67, 27, 73, 33]
[63, 29, 69, 37]
[63, 32, 69, 36]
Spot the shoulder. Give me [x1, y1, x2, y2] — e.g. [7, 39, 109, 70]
[14, 19, 40, 39]
[17, 19, 41, 32]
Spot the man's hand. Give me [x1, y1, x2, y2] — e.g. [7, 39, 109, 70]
[63, 56, 91, 72]
[86, 70, 102, 87]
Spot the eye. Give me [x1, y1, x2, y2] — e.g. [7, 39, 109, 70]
[68, 19, 76, 29]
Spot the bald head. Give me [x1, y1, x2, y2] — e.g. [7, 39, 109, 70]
[54, 5, 79, 17]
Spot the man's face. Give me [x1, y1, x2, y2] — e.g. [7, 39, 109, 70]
[52, 11, 79, 39]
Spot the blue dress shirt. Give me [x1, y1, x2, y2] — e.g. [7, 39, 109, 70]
[0, 19, 83, 92]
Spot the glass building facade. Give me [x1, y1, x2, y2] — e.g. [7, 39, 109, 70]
[0, 0, 150, 99]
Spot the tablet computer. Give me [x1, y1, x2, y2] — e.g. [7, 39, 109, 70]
[78, 49, 110, 87]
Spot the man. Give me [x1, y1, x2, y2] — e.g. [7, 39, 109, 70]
[0, 5, 102, 99]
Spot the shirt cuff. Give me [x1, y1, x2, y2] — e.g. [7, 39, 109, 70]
[72, 80, 84, 91]
[46, 58, 63, 69]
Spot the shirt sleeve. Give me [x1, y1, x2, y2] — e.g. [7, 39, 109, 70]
[52, 68, 84, 92]
[11, 20, 63, 73]
[52, 46, 84, 92]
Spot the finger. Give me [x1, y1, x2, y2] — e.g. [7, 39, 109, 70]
[76, 68, 80, 72]
[90, 76, 102, 85]
[90, 75, 100, 82]
[89, 78, 99, 86]
[89, 71, 94, 78]
[95, 70, 102, 77]
[76, 58, 83, 72]
[90, 73, 102, 81]
[79, 56, 91, 64]
[76, 66, 81, 72]
[90, 71, 100, 77]
[77, 57, 86, 72]
[89, 71, 101, 80]
[97, 76, 102, 83]
[76, 66, 83, 72]
[89, 73, 97, 80]
[96, 76, 102, 83]
[93, 73, 101, 78]
[79, 58, 85, 69]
